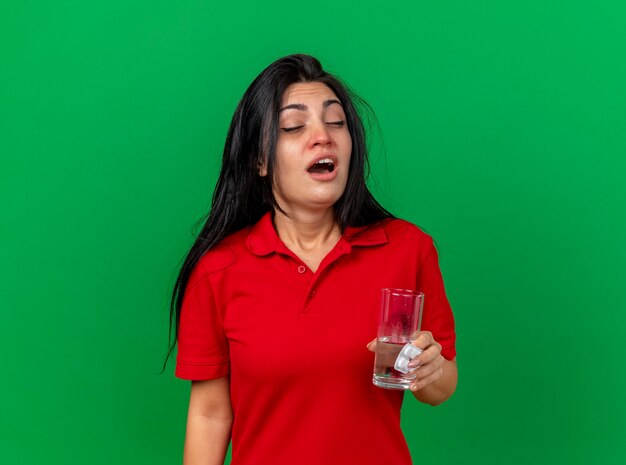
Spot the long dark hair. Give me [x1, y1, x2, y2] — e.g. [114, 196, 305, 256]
[163, 54, 393, 369]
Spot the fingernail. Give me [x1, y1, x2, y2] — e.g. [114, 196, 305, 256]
[408, 360, 420, 368]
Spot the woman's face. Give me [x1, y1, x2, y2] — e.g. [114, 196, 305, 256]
[263, 81, 352, 214]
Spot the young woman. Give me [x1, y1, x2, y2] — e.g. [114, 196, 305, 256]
[167, 54, 457, 465]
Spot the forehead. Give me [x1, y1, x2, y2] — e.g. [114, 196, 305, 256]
[281, 82, 340, 105]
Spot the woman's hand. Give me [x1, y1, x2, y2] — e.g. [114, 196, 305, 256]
[367, 331, 443, 391]
[403, 331, 445, 391]
[367, 331, 456, 404]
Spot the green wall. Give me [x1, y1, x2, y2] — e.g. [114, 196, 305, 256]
[2, 1, 625, 463]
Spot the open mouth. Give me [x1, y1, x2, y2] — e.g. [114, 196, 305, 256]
[307, 158, 336, 174]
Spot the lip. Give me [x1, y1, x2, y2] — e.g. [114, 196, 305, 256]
[308, 168, 339, 181]
[306, 154, 339, 181]
[307, 154, 338, 170]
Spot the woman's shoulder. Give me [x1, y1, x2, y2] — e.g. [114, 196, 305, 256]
[188, 226, 252, 284]
[377, 217, 434, 244]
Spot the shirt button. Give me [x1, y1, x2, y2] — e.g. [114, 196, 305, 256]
[297, 265, 306, 274]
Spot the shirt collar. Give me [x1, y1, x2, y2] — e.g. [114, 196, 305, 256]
[246, 211, 388, 256]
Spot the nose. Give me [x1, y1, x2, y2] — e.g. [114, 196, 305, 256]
[308, 121, 332, 148]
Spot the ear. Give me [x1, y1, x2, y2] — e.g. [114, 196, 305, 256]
[257, 158, 268, 177]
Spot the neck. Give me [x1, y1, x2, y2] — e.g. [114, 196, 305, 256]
[273, 208, 340, 251]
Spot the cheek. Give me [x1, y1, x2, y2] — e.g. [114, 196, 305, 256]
[343, 135, 353, 167]
[342, 131, 353, 155]
[274, 142, 294, 173]
[272, 145, 302, 193]
[275, 153, 299, 178]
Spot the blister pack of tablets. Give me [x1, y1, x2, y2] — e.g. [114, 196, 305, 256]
[394, 343, 422, 374]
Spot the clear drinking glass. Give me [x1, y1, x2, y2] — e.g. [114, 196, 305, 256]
[372, 288, 424, 390]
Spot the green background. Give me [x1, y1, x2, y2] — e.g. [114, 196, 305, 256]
[2, 1, 625, 463]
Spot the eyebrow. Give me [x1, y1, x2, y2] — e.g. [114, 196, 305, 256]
[279, 99, 343, 113]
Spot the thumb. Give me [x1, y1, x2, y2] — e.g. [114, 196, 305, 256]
[366, 338, 377, 352]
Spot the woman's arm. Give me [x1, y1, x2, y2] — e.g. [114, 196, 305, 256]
[183, 377, 233, 465]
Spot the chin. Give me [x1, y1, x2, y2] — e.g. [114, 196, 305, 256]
[308, 193, 344, 210]
[275, 184, 347, 213]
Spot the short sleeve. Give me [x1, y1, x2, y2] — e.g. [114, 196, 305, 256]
[175, 271, 230, 380]
[416, 239, 456, 360]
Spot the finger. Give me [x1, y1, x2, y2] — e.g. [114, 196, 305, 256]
[410, 366, 444, 391]
[366, 338, 377, 352]
[408, 341, 442, 368]
[410, 354, 444, 378]
[411, 331, 433, 350]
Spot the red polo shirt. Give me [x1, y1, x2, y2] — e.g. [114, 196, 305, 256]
[176, 212, 456, 465]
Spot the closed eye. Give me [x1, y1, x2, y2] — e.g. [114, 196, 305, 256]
[281, 120, 345, 132]
[327, 120, 345, 127]
[281, 125, 304, 132]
